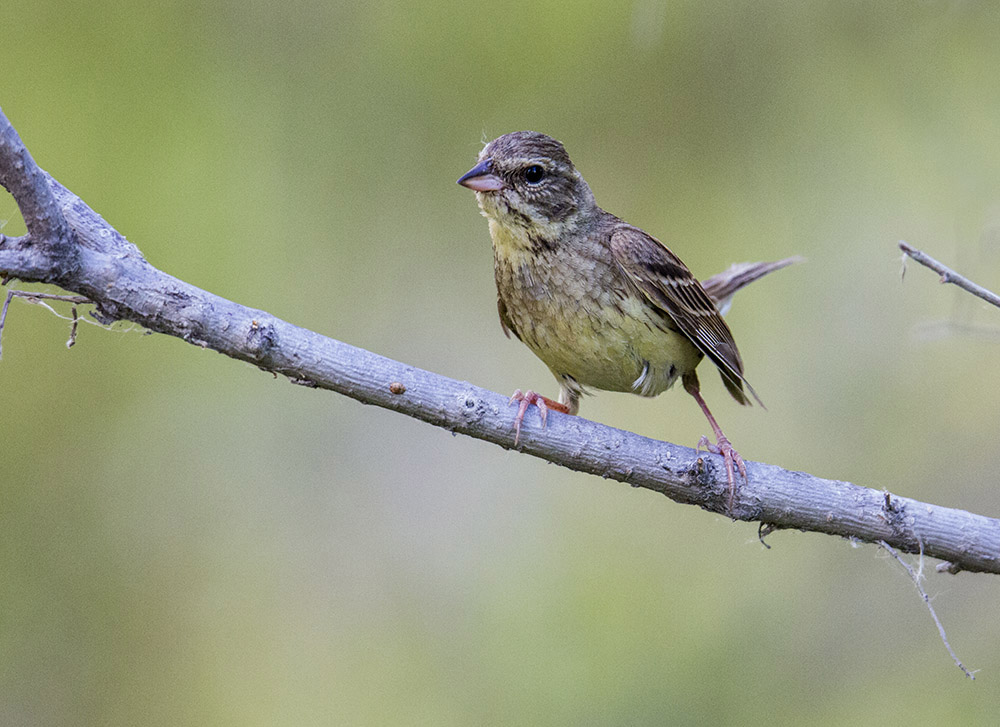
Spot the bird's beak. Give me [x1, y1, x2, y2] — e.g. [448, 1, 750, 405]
[457, 158, 505, 192]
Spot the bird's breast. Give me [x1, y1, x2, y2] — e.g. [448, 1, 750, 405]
[492, 238, 701, 396]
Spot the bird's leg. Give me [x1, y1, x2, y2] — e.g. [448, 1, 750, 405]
[683, 373, 746, 512]
[508, 390, 571, 445]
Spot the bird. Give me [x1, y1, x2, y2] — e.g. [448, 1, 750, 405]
[458, 130, 780, 508]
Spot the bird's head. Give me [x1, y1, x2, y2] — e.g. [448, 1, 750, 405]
[458, 131, 597, 236]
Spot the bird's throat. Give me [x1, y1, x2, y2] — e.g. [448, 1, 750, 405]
[488, 217, 565, 259]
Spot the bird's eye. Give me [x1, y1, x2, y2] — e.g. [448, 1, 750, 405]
[524, 165, 546, 185]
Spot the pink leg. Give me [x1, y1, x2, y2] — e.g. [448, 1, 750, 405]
[685, 379, 747, 512]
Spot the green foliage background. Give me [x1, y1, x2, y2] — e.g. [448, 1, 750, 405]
[4, 1, 1000, 723]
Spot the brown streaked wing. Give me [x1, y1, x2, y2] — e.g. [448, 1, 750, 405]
[609, 226, 762, 407]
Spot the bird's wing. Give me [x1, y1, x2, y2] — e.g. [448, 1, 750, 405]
[609, 226, 762, 406]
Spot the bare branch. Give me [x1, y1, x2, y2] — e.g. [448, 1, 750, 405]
[899, 240, 1000, 310]
[2, 106, 1000, 576]
[0, 109, 74, 259]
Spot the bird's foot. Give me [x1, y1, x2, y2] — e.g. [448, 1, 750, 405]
[697, 434, 747, 513]
[508, 390, 569, 445]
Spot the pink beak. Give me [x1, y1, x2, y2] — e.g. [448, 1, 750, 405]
[457, 158, 505, 192]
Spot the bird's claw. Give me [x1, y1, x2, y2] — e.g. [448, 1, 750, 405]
[508, 389, 568, 445]
[697, 434, 747, 513]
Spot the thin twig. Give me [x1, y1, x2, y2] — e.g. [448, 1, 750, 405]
[878, 540, 976, 680]
[2, 291, 90, 304]
[68, 304, 79, 348]
[0, 290, 91, 359]
[899, 240, 1000, 310]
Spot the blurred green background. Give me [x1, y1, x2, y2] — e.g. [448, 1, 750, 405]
[4, 0, 1000, 723]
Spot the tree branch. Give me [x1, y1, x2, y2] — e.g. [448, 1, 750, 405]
[3, 106, 999, 575]
[0, 110, 75, 264]
[899, 240, 1000, 310]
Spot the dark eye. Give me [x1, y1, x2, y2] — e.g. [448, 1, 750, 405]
[524, 165, 546, 184]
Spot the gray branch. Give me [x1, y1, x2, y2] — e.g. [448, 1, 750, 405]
[899, 240, 1000, 310]
[3, 107, 999, 575]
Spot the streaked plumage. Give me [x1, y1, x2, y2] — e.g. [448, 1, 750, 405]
[459, 131, 784, 507]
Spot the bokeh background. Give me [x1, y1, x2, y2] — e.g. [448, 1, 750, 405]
[4, 1, 1000, 723]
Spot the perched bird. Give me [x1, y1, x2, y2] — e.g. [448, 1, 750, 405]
[458, 131, 782, 506]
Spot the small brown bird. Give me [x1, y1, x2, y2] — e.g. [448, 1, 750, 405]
[458, 131, 778, 505]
